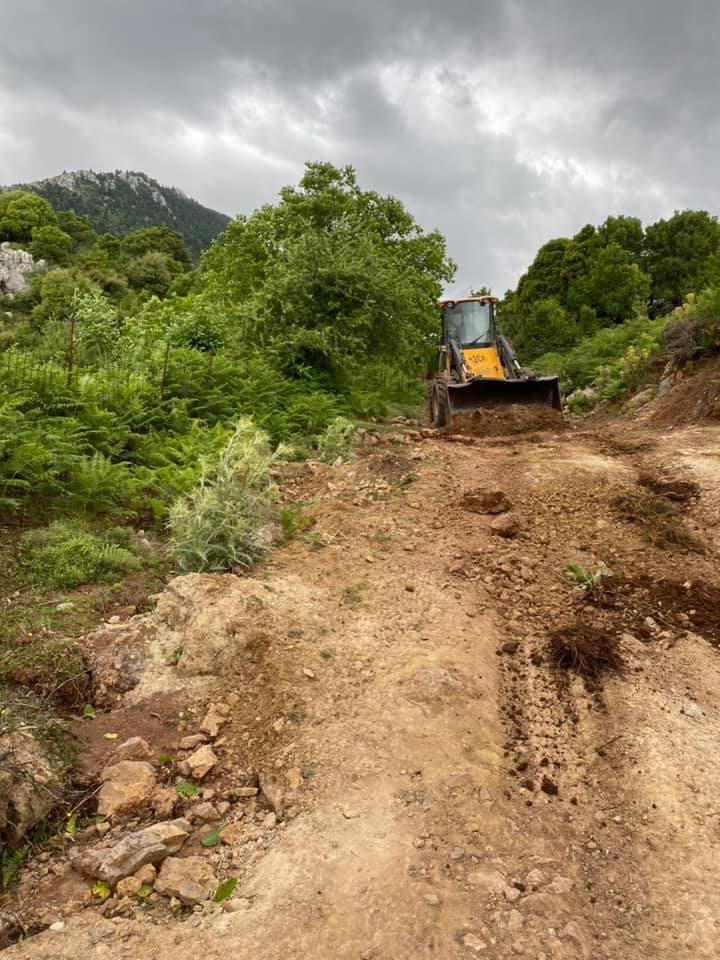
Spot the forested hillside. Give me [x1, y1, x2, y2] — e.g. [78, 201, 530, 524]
[5, 171, 230, 261]
[499, 210, 720, 407]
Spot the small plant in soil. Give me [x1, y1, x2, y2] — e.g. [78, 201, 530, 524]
[565, 563, 604, 593]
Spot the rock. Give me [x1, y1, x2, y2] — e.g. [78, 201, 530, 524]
[507, 910, 524, 932]
[560, 920, 591, 959]
[109, 737, 152, 764]
[467, 869, 506, 895]
[55, 601, 75, 613]
[524, 868, 546, 889]
[236, 787, 259, 798]
[0, 911, 23, 950]
[259, 771, 285, 816]
[303, 668, 316, 679]
[681, 701, 705, 719]
[463, 933, 487, 952]
[155, 855, 218, 906]
[423, 893, 441, 906]
[501, 641, 519, 655]
[116, 876, 142, 899]
[549, 875, 573, 895]
[192, 802, 221, 824]
[178, 734, 208, 751]
[97, 761, 157, 818]
[540, 775, 559, 796]
[134, 863, 157, 885]
[263, 812, 277, 829]
[285, 767, 303, 791]
[49, 921, 65, 932]
[461, 488, 512, 515]
[490, 514, 520, 539]
[220, 820, 246, 846]
[0, 731, 61, 846]
[186, 745, 218, 781]
[152, 786, 177, 819]
[0, 244, 41, 298]
[503, 884, 522, 902]
[69, 819, 191, 887]
[200, 703, 231, 738]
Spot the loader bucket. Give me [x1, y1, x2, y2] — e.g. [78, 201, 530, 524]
[448, 376, 561, 413]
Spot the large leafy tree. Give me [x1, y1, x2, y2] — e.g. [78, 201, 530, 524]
[0, 192, 58, 243]
[643, 210, 720, 303]
[201, 162, 454, 377]
[121, 226, 191, 270]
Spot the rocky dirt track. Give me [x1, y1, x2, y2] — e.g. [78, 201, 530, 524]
[4, 413, 720, 959]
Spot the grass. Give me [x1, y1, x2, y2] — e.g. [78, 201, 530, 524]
[342, 581, 367, 605]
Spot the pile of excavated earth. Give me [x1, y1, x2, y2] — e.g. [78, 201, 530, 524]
[2, 377, 720, 959]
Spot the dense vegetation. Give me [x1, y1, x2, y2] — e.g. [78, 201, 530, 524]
[498, 209, 720, 405]
[0, 162, 453, 586]
[5, 170, 230, 261]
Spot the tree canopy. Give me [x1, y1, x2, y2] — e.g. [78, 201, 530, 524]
[201, 162, 455, 379]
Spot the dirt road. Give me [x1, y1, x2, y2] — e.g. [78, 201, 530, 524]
[6, 416, 720, 959]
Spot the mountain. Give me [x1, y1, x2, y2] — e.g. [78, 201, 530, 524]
[6, 170, 231, 261]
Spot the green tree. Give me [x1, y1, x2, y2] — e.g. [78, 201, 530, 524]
[30, 225, 72, 265]
[31, 269, 78, 325]
[518, 296, 576, 358]
[644, 210, 720, 303]
[201, 162, 454, 378]
[127, 251, 174, 297]
[122, 226, 191, 269]
[585, 242, 650, 321]
[57, 210, 97, 250]
[0, 193, 58, 243]
[597, 215, 644, 261]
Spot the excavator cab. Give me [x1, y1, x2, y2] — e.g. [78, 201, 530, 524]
[429, 296, 561, 427]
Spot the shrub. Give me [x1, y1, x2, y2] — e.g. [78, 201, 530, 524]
[167, 418, 287, 573]
[661, 289, 720, 365]
[317, 416, 356, 464]
[19, 520, 142, 589]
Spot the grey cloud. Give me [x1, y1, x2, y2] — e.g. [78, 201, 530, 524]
[2, 0, 720, 292]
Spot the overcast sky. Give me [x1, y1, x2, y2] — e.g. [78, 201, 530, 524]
[1, 0, 718, 292]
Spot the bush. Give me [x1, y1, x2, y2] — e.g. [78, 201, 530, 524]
[317, 417, 356, 464]
[19, 520, 142, 589]
[167, 418, 287, 573]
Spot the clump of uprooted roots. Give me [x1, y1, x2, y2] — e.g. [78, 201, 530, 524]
[612, 489, 706, 553]
[548, 623, 624, 681]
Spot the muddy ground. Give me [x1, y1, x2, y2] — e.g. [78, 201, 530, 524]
[3, 412, 720, 959]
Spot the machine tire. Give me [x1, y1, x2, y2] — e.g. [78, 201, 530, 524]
[429, 378, 451, 427]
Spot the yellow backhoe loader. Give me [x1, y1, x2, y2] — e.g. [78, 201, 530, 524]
[429, 296, 561, 426]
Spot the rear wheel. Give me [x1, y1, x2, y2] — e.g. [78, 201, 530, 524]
[429, 378, 451, 427]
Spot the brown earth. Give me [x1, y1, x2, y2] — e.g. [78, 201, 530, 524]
[3, 412, 720, 959]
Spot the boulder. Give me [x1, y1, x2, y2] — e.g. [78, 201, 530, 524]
[0, 731, 60, 847]
[155, 855, 218, 905]
[0, 244, 42, 298]
[186, 745, 218, 781]
[97, 761, 157, 819]
[108, 737, 152, 764]
[69, 819, 191, 887]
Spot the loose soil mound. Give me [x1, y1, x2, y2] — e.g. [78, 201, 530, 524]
[445, 404, 566, 437]
[548, 622, 624, 680]
[595, 575, 720, 646]
[647, 354, 720, 427]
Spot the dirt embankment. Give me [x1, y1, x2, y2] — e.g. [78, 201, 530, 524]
[3, 410, 720, 960]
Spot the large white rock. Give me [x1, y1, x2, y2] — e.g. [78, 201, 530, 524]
[0, 243, 44, 298]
